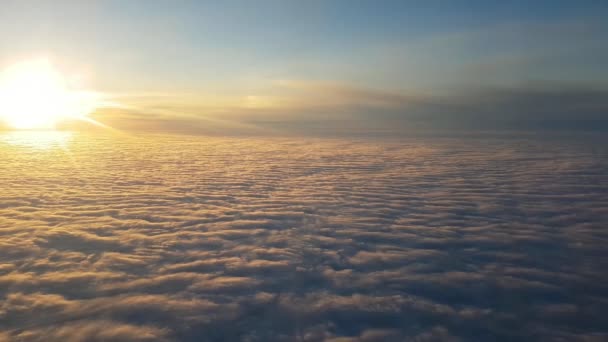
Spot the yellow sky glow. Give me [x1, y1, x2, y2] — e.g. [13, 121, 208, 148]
[0, 59, 101, 130]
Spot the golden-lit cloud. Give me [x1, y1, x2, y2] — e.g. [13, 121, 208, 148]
[0, 134, 606, 340]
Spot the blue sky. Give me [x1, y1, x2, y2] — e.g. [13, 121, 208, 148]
[0, 0, 607, 132]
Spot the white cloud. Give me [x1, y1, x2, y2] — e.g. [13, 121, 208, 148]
[0, 132, 606, 340]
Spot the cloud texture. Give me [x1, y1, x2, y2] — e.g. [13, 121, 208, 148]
[0, 132, 607, 341]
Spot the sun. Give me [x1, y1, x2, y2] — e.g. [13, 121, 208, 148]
[0, 59, 100, 130]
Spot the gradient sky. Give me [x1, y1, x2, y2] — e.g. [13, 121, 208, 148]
[1, 0, 607, 133]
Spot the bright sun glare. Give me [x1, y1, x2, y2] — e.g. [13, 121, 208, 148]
[0, 59, 100, 130]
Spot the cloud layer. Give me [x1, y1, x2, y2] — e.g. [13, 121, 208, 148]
[0, 132, 607, 341]
[86, 82, 608, 137]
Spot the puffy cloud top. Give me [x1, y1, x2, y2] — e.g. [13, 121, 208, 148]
[0, 132, 607, 341]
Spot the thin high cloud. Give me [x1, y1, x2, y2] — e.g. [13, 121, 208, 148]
[1, 134, 607, 340]
[93, 81, 608, 136]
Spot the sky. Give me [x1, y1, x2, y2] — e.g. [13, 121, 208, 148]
[0, 0, 607, 133]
